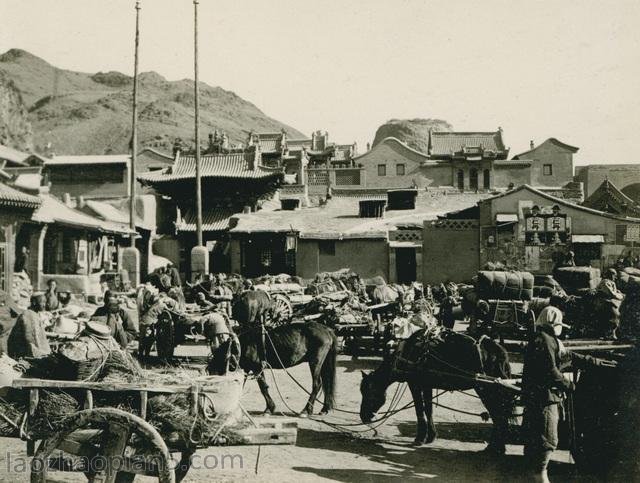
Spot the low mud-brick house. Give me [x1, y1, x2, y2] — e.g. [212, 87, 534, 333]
[423, 185, 640, 283]
[137, 146, 284, 274]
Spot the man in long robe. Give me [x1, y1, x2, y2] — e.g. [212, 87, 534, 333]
[7, 294, 51, 359]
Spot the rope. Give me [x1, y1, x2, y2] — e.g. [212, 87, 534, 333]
[264, 330, 361, 415]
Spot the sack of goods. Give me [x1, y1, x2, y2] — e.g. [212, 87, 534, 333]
[555, 266, 601, 294]
[476, 270, 534, 301]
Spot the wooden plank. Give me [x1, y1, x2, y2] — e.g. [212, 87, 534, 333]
[27, 388, 39, 456]
[84, 390, 94, 410]
[229, 427, 297, 446]
[139, 391, 148, 419]
[12, 378, 233, 395]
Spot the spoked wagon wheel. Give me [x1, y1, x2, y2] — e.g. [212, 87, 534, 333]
[156, 311, 175, 359]
[270, 294, 293, 326]
[30, 407, 177, 483]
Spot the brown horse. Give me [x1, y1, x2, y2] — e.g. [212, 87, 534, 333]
[360, 330, 516, 452]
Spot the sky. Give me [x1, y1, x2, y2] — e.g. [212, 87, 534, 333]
[2, 0, 640, 165]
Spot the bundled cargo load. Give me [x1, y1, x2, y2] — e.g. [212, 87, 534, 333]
[476, 270, 534, 301]
[555, 266, 601, 295]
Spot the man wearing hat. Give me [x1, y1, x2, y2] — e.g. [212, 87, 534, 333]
[522, 304, 614, 482]
[91, 291, 136, 349]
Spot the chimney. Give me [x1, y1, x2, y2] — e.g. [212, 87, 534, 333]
[62, 193, 72, 206]
[530, 140, 535, 149]
[242, 205, 251, 214]
[366, 142, 371, 152]
[77, 196, 85, 209]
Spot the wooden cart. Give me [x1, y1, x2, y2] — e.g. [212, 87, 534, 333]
[9, 372, 297, 482]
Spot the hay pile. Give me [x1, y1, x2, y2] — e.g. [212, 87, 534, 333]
[1, 357, 238, 448]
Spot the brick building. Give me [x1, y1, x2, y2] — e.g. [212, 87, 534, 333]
[354, 131, 579, 194]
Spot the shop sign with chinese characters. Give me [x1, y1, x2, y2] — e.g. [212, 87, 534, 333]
[524, 205, 570, 245]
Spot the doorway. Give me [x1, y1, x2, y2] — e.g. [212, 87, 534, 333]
[470, 168, 479, 191]
[396, 247, 417, 283]
[573, 243, 602, 267]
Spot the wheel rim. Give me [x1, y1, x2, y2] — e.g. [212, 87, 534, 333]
[30, 407, 175, 483]
[271, 294, 292, 326]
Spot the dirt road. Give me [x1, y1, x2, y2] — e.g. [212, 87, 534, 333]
[0, 344, 592, 482]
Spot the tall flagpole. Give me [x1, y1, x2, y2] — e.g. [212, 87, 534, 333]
[130, 0, 141, 246]
[194, 0, 203, 247]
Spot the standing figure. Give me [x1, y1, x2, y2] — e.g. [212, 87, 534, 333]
[8, 294, 51, 359]
[521, 306, 573, 483]
[596, 268, 624, 339]
[522, 305, 617, 482]
[14, 246, 29, 273]
[44, 279, 60, 312]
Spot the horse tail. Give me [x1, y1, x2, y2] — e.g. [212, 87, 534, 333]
[321, 330, 338, 409]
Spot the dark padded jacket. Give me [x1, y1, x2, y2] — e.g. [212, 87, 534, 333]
[522, 324, 573, 405]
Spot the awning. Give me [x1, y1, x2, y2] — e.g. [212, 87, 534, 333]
[389, 241, 421, 248]
[496, 213, 519, 223]
[572, 234, 605, 243]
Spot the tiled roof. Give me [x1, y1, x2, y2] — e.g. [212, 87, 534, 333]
[177, 208, 236, 232]
[287, 139, 312, 151]
[32, 194, 133, 234]
[0, 183, 41, 209]
[137, 152, 283, 184]
[582, 179, 640, 217]
[430, 131, 506, 156]
[259, 139, 279, 152]
[0, 145, 29, 165]
[47, 154, 130, 165]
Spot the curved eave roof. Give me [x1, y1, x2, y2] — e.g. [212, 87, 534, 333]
[353, 137, 435, 162]
[481, 184, 640, 223]
[0, 183, 41, 209]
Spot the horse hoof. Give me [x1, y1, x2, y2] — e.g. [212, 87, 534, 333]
[319, 409, 329, 416]
[298, 412, 309, 419]
[411, 439, 424, 447]
[426, 434, 437, 444]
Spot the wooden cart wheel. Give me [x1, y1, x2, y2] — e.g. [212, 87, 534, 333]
[31, 407, 175, 483]
[156, 311, 175, 359]
[271, 294, 293, 325]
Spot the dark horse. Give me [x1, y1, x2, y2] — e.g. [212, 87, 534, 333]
[232, 290, 274, 325]
[360, 330, 516, 452]
[210, 321, 338, 415]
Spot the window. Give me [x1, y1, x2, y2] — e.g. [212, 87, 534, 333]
[543, 164, 553, 176]
[377, 164, 387, 176]
[396, 164, 406, 176]
[318, 240, 336, 256]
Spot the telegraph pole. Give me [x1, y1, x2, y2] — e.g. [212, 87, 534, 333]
[190, 0, 209, 278]
[130, 0, 141, 244]
[194, 0, 203, 247]
[123, 0, 142, 288]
